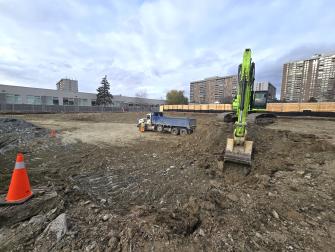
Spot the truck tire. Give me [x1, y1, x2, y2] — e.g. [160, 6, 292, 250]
[171, 127, 179, 135]
[157, 125, 163, 132]
[180, 128, 188, 135]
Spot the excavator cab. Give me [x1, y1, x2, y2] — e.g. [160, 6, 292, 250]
[252, 91, 268, 110]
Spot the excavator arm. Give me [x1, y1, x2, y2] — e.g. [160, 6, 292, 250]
[224, 49, 255, 165]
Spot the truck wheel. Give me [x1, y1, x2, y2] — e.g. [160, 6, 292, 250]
[171, 127, 179, 135]
[180, 128, 188, 135]
[157, 125, 163, 132]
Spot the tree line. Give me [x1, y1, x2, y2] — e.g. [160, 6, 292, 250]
[96, 75, 188, 106]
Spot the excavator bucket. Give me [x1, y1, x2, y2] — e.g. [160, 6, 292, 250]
[224, 138, 253, 165]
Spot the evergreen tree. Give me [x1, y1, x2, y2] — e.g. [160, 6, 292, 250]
[96, 75, 113, 106]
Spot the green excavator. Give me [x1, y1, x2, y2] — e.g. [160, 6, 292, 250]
[224, 49, 275, 165]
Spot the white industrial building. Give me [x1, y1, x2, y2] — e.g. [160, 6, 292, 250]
[0, 79, 165, 113]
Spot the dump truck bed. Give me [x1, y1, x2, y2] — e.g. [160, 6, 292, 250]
[151, 116, 196, 129]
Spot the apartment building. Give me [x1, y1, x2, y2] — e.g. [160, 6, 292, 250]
[190, 75, 238, 104]
[281, 53, 335, 102]
[254, 81, 277, 100]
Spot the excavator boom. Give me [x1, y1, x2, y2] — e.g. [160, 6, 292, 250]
[224, 49, 255, 165]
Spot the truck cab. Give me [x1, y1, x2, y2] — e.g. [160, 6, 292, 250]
[138, 112, 163, 127]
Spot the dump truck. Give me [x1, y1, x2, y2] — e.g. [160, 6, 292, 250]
[137, 112, 196, 135]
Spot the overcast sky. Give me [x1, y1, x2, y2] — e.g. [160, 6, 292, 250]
[0, 0, 334, 99]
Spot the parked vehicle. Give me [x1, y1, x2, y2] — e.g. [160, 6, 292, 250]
[137, 112, 196, 135]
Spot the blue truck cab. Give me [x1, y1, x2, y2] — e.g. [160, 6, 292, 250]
[137, 112, 196, 135]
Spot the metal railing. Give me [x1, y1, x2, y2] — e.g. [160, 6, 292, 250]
[0, 103, 159, 114]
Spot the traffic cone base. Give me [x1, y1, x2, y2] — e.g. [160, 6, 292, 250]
[0, 192, 33, 205]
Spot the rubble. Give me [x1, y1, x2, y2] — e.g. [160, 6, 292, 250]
[34, 213, 68, 251]
[0, 113, 334, 251]
[0, 118, 48, 154]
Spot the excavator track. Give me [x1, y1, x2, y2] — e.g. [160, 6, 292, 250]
[220, 112, 237, 123]
[247, 113, 277, 125]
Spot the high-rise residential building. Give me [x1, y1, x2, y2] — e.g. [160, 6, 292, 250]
[281, 53, 335, 102]
[190, 75, 238, 104]
[254, 81, 277, 101]
[56, 78, 79, 92]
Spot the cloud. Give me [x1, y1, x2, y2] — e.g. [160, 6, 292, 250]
[0, 0, 334, 99]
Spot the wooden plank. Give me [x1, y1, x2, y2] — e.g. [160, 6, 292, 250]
[318, 102, 335, 112]
[224, 104, 232, 111]
[200, 104, 209, 111]
[266, 103, 283, 112]
[176, 105, 183, 110]
[208, 104, 217, 110]
[216, 104, 224, 111]
[194, 104, 201, 111]
[298, 103, 317, 112]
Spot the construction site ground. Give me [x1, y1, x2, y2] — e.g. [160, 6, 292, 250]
[0, 112, 334, 251]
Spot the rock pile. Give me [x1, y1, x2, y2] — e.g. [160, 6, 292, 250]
[0, 118, 47, 154]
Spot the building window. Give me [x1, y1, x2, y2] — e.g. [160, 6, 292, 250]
[91, 100, 96, 106]
[6, 94, 21, 104]
[79, 99, 89, 106]
[53, 97, 59, 105]
[63, 97, 74, 105]
[45, 96, 53, 105]
[35, 96, 41, 105]
[26, 95, 41, 105]
[27, 95, 34, 104]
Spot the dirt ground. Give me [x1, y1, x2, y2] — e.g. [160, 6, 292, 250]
[0, 112, 334, 251]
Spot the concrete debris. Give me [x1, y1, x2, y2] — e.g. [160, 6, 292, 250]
[34, 213, 68, 251]
[85, 241, 97, 252]
[272, 210, 280, 219]
[29, 215, 47, 226]
[217, 160, 224, 170]
[304, 173, 312, 179]
[198, 228, 205, 236]
[227, 193, 239, 202]
[43, 213, 68, 241]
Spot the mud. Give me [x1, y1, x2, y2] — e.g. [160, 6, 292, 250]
[0, 112, 334, 251]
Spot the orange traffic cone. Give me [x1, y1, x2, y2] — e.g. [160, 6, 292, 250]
[5, 153, 33, 204]
[50, 129, 56, 137]
[139, 123, 145, 133]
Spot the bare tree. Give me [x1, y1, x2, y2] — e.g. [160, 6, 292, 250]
[135, 89, 148, 98]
